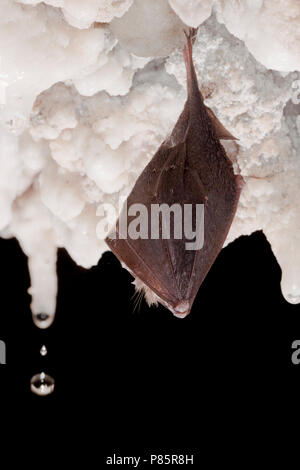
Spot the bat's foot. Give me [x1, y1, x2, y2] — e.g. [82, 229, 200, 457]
[183, 28, 197, 58]
[183, 27, 198, 83]
[183, 27, 198, 44]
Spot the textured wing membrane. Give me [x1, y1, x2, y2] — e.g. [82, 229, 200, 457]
[106, 28, 243, 315]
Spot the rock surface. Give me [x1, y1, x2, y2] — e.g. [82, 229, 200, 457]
[0, 0, 300, 323]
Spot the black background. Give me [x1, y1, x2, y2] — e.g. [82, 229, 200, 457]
[0, 231, 299, 460]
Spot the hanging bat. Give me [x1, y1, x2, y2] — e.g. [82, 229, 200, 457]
[106, 29, 244, 318]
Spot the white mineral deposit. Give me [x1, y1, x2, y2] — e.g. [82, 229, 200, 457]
[0, 0, 299, 326]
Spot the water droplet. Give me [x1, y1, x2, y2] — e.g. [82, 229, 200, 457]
[40, 345, 47, 357]
[30, 372, 55, 396]
[32, 312, 54, 329]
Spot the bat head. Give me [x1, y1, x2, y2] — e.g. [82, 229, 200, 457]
[168, 300, 191, 319]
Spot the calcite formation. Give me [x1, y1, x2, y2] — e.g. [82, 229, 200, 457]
[0, 0, 299, 325]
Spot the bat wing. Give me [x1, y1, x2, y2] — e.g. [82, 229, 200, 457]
[205, 106, 238, 141]
[106, 28, 244, 317]
[107, 139, 207, 308]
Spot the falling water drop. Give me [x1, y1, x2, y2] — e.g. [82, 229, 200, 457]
[30, 372, 55, 396]
[32, 312, 54, 329]
[40, 345, 48, 357]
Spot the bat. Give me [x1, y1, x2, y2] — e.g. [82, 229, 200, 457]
[106, 29, 244, 318]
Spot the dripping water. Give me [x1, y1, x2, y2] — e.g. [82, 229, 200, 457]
[32, 313, 54, 329]
[30, 372, 55, 396]
[40, 345, 47, 357]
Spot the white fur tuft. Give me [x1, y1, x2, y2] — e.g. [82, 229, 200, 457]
[132, 277, 159, 307]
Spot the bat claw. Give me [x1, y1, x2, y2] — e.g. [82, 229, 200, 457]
[183, 27, 198, 44]
[183, 27, 198, 72]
